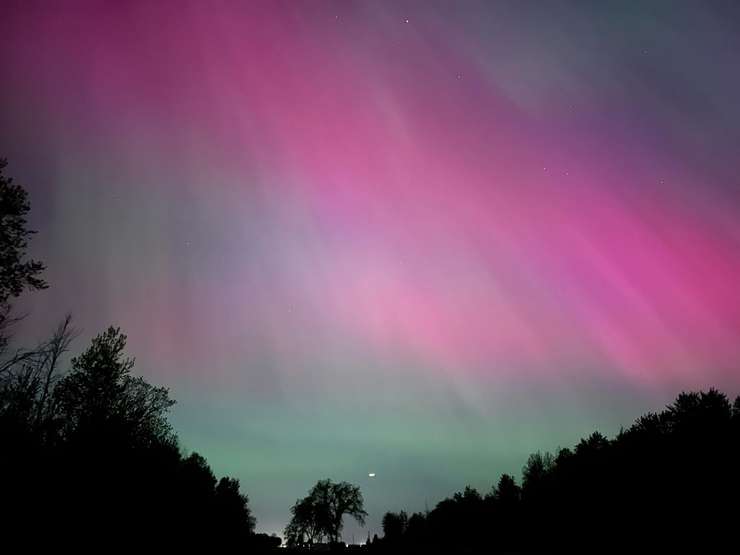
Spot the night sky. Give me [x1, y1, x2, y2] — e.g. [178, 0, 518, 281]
[2, 0, 740, 539]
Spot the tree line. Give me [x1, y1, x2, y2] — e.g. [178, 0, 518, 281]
[2, 158, 739, 551]
[374, 388, 740, 551]
[0, 160, 277, 550]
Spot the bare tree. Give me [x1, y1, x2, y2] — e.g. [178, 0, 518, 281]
[0, 315, 76, 437]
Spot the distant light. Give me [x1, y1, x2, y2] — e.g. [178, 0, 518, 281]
[368, 473, 376, 477]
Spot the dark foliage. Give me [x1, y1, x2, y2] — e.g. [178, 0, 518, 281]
[0, 159, 265, 549]
[371, 388, 740, 552]
[1, 326, 259, 549]
[0, 159, 46, 350]
[286, 479, 367, 547]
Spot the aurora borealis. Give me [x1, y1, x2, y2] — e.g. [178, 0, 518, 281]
[2, 0, 740, 539]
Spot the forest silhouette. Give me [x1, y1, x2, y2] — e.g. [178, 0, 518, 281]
[1, 158, 739, 551]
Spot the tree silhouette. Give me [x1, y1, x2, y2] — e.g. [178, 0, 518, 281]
[490, 473, 521, 550]
[285, 494, 323, 547]
[521, 450, 554, 493]
[286, 479, 367, 546]
[373, 388, 740, 552]
[0, 315, 75, 439]
[52, 326, 176, 448]
[0, 158, 261, 550]
[215, 476, 257, 538]
[493, 473, 520, 506]
[323, 480, 367, 543]
[403, 512, 428, 547]
[0, 159, 46, 349]
[381, 510, 407, 542]
[1, 325, 259, 549]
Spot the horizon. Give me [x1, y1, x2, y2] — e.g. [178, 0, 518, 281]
[3, 0, 740, 539]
